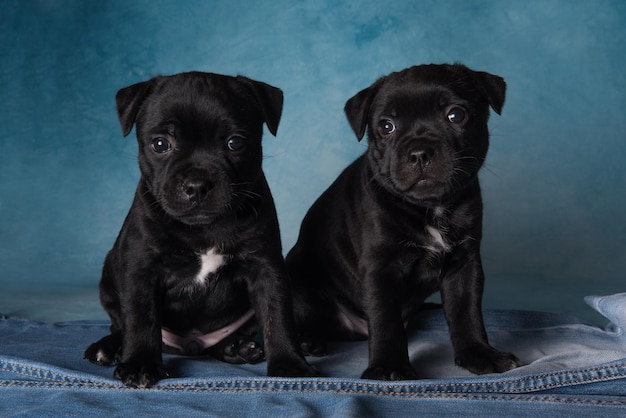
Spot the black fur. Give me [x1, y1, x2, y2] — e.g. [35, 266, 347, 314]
[84, 72, 317, 388]
[287, 64, 522, 380]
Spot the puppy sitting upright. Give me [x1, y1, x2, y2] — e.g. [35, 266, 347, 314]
[85, 72, 316, 388]
[287, 64, 522, 380]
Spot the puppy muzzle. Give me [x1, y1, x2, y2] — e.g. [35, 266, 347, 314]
[407, 146, 435, 174]
[392, 143, 440, 187]
[182, 176, 214, 204]
[159, 168, 233, 224]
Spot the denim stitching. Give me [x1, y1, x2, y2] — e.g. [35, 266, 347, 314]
[0, 360, 116, 387]
[156, 363, 626, 395]
[0, 380, 625, 407]
[1, 358, 624, 396]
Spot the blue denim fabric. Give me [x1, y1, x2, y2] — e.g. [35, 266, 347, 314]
[1, 294, 625, 416]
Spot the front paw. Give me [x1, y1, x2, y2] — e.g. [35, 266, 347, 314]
[300, 338, 327, 357]
[84, 334, 122, 366]
[361, 364, 418, 381]
[455, 345, 523, 375]
[267, 356, 320, 377]
[114, 362, 169, 388]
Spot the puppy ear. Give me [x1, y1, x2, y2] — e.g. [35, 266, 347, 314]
[115, 78, 159, 137]
[344, 79, 382, 141]
[468, 70, 506, 115]
[236, 76, 284, 136]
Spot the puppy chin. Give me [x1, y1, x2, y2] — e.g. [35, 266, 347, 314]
[403, 185, 447, 204]
[382, 172, 445, 202]
[161, 201, 231, 226]
[175, 212, 225, 226]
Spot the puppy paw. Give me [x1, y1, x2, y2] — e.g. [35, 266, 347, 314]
[360, 364, 418, 381]
[225, 339, 265, 364]
[84, 335, 122, 366]
[114, 363, 169, 388]
[455, 345, 523, 375]
[300, 339, 327, 357]
[267, 356, 321, 377]
[209, 334, 265, 364]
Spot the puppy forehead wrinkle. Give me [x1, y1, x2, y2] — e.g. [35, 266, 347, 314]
[377, 87, 459, 119]
[165, 101, 256, 134]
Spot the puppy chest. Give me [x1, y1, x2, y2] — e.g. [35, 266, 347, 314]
[195, 248, 226, 284]
[425, 225, 452, 253]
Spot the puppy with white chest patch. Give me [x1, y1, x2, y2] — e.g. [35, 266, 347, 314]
[287, 63, 522, 380]
[84, 72, 317, 387]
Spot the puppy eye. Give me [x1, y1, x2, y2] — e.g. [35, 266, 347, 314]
[378, 119, 396, 136]
[446, 107, 466, 124]
[227, 136, 246, 152]
[152, 137, 172, 153]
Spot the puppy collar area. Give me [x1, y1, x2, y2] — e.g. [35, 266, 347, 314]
[161, 309, 255, 354]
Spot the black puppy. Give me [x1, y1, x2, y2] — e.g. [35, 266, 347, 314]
[286, 64, 522, 380]
[85, 72, 317, 387]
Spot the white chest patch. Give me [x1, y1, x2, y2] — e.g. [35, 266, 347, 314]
[426, 225, 452, 253]
[195, 248, 225, 284]
[433, 206, 446, 218]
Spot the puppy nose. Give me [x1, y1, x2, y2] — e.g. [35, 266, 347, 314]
[182, 178, 213, 203]
[408, 148, 433, 170]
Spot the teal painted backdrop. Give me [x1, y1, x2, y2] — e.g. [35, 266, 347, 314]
[0, 0, 624, 323]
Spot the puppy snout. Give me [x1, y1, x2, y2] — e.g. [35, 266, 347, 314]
[182, 178, 213, 203]
[408, 148, 433, 170]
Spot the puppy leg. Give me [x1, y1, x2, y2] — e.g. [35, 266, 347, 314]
[441, 259, 522, 374]
[110, 273, 170, 388]
[291, 285, 335, 357]
[360, 273, 418, 381]
[85, 312, 169, 387]
[246, 261, 319, 377]
[84, 283, 124, 366]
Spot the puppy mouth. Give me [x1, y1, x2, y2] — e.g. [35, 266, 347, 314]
[159, 189, 234, 225]
[408, 177, 446, 196]
[385, 174, 447, 202]
[160, 184, 258, 226]
[162, 203, 231, 225]
[177, 215, 223, 226]
[414, 177, 441, 188]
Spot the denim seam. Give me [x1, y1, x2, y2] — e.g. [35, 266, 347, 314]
[0, 380, 625, 407]
[4, 374, 624, 395]
[0, 362, 115, 387]
[160, 376, 626, 396]
[154, 363, 626, 394]
[1, 360, 624, 394]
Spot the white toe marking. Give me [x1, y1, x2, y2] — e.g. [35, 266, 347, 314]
[96, 350, 107, 363]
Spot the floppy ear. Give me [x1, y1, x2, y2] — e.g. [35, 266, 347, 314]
[236, 76, 284, 136]
[467, 70, 506, 115]
[115, 77, 160, 137]
[343, 79, 383, 141]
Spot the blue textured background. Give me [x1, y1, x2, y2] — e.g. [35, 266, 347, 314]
[0, 0, 624, 323]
